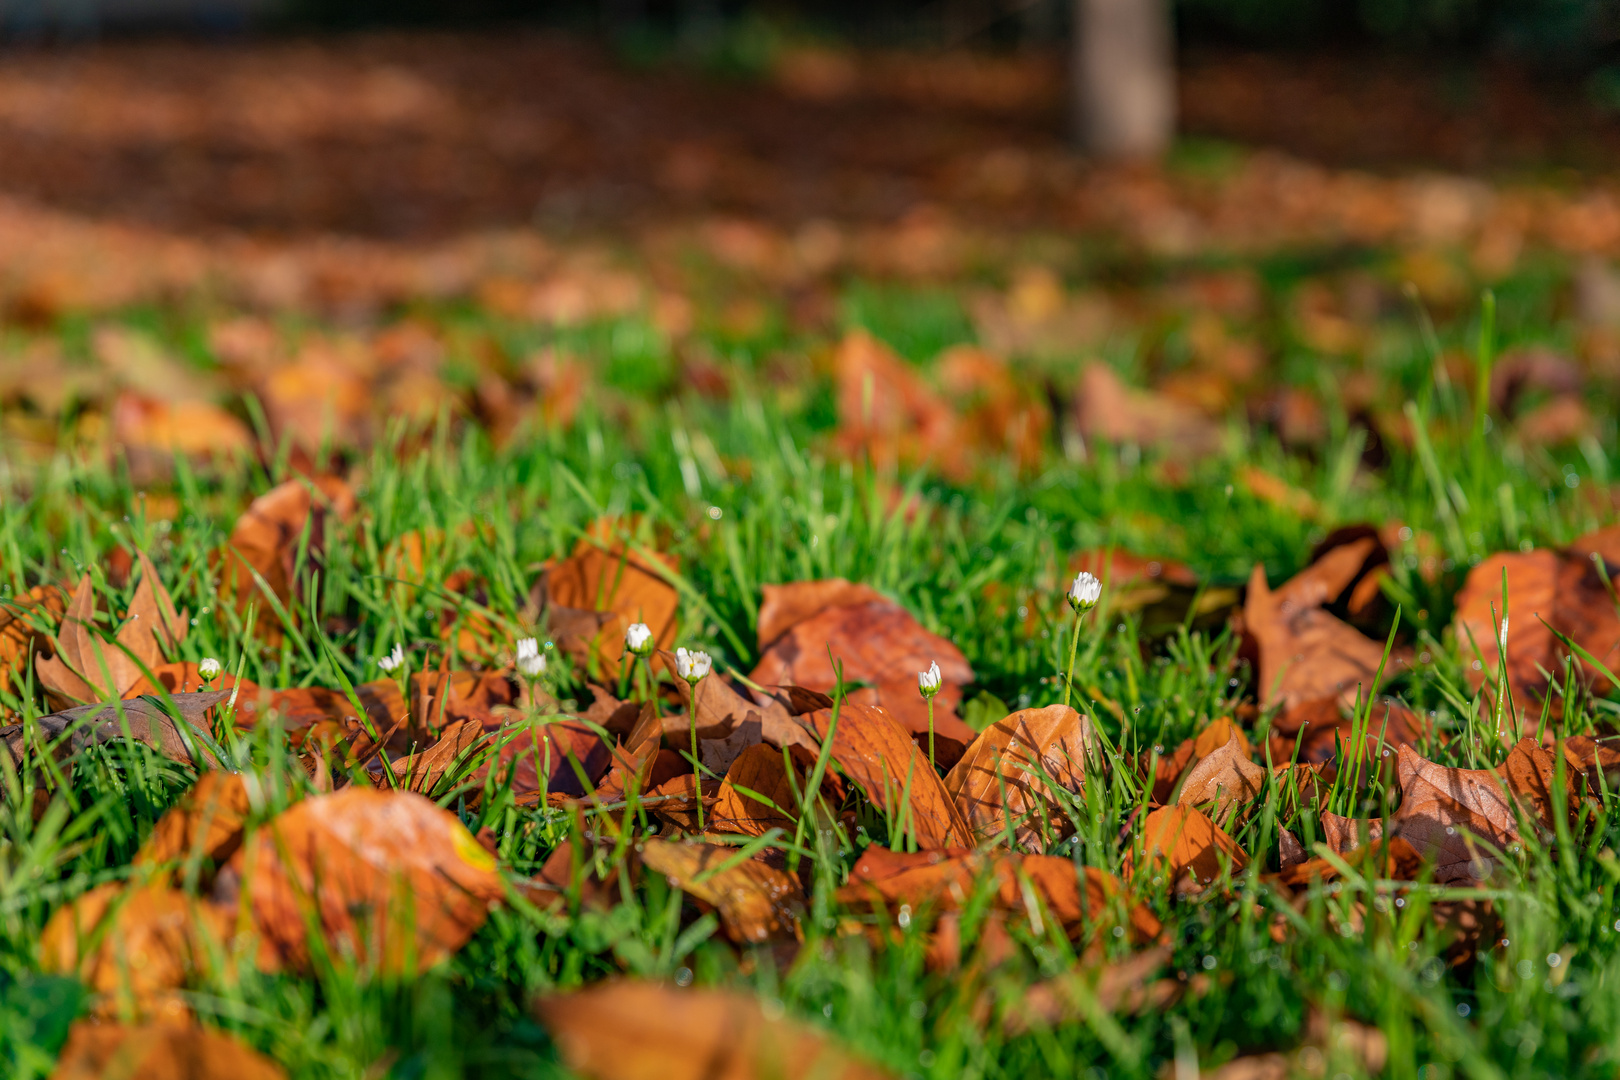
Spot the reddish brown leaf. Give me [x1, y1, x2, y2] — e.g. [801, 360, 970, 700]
[1074, 362, 1220, 458]
[1, 692, 229, 769]
[543, 535, 680, 680]
[639, 838, 804, 943]
[943, 704, 1098, 848]
[1132, 805, 1248, 892]
[836, 845, 1161, 943]
[1452, 550, 1560, 702]
[35, 567, 184, 705]
[135, 770, 254, 878]
[40, 883, 232, 1024]
[756, 579, 888, 650]
[1244, 561, 1402, 716]
[52, 1021, 286, 1080]
[216, 476, 355, 643]
[749, 593, 976, 769]
[0, 583, 63, 699]
[831, 329, 960, 477]
[476, 717, 612, 800]
[220, 788, 505, 973]
[1174, 723, 1264, 820]
[392, 718, 485, 795]
[536, 980, 894, 1080]
[801, 703, 972, 849]
[1390, 740, 1564, 883]
[710, 742, 810, 837]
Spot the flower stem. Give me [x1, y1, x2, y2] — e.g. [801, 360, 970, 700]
[1062, 608, 1084, 710]
[688, 678, 704, 830]
[926, 696, 936, 773]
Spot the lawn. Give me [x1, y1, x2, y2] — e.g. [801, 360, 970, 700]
[2, 34, 1620, 1080]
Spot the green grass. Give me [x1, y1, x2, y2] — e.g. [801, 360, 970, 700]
[1, 259, 1619, 1079]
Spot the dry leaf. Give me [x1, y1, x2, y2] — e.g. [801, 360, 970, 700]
[944, 704, 1099, 848]
[1074, 362, 1220, 458]
[1389, 741, 1561, 883]
[36, 556, 189, 705]
[536, 980, 894, 1080]
[1132, 805, 1248, 892]
[52, 1021, 286, 1080]
[0, 584, 64, 699]
[640, 838, 804, 943]
[219, 788, 505, 973]
[756, 579, 888, 651]
[831, 329, 960, 476]
[749, 591, 976, 768]
[1, 692, 228, 770]
[40, 883, 232, 1023]
[711, 742, 810, 837]
[135, 770, 254, 878]
[543, 536, 679, 680]
[836, 845, 1161, 943]
[1174, 723, 1265, 820]
[1244, 561, 1401, 717]
[217, 476, 354, 643]
[391, 718, 485, 795]
[801, 703, 972, 849]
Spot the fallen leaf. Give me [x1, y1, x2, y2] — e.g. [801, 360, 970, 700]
[0, 692, 228, 770]
[219, 788, 505, 973]
[1007, 945, 1177, 1032]
[51, 1021, 286, 1080]
[836, 845, 1160, 943]
[1174, 723, 1265, 820]
[944, 704, 1099, 848]
[123, 660, 256, 699]
[640, 838, 804, 943]
[1390, 741, 1563, 883]
[756, 579, 888, 651]
[216, 476, 355, 643]
[536, 980, 894, 1080]
[831, 329, 960, 476]
[135, 770, 254, 879]
[40, 883, 232, 1023]
[801, 703, 973, 849]
[475, 717, 612, 800]
[1132, 805, 1248, 892]
[1074, 362, 1220, 458]
[1451, 550, 1560, 703]
[543, 535, 680, 680]
[36, 556, 189, 705]
[711, 742, 811, 837]
[1244, 559, 1402, 718]
[391, 718, 485, 795]
[0, 583, 63, 699]
[750, 591, 976, 769]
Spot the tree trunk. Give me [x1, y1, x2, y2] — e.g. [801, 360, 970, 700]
[1072, 0, 1176, 159]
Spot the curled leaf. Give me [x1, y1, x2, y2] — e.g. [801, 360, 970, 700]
[944, 704, 1098, 848]
[640, 838, 804, 943]
[1132, 805, 1248, 893]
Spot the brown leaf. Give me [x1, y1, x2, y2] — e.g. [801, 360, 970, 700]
[219, 788, 505, 973]
[1244, 562, 1401, 716]
[1564, 734, 1620, 795]
[475, 717, 611, 800]
[1451, 550, 1560, 702]
[639, 838, 804, 943]
[216, 476, 355, 643]
[1174, 724, 1265, 820]
[51, 1021, 286, 1080]
[1007, 945, 1177, 1032]
[831, 329, 961, 477]
[1, 692, 229, 769]
[756, 579, 888, 650]
[801, 703, 972, 849]
[1074, 362, 1220, 458]
[536, 980, 894, 1080]
[40, 883, 232, 1023]
[135, 770, 254, 879]
[749, 593, 976, 769]
[392, 718, 485, 795]
[944, 704, 1099, 848]
[836, 845, 1161, 944]
[1389, 741, 1562, 883]
[711, 742, 810, 837]
[543, 535, 680, 681]
[0, 583, 64, 699]
[1132, 804, 1248, 892]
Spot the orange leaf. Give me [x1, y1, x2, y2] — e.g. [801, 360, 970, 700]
[221, 788, 505, 973]
[944, 704, 1098, 848]
[543, 536, 679, 681]
[52, 1021, 286, 1080]
[1133, 804, 1248, 891]
[135, 770, 254, 878]
[536, 980, 894, 1080]
[639, 838, 804, 943]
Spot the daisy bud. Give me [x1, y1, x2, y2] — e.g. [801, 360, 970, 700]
[378, 642, 406, 673]
[1067, 571, 1102, 612]
[625, 622, 654, 657]
[918, 660, 942, 698]
[197, 657, 222, 681]
[516, 637, 546, 678]
[676, 646, 712, 685]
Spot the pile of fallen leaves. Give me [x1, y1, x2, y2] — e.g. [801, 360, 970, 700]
[7, 477, 1620, 1077]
